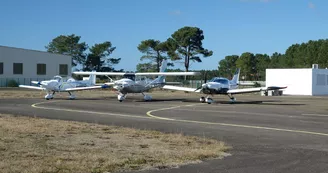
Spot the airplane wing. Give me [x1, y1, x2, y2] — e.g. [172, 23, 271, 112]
[73, 71, 200, 76]
[162, 85, 202, 92]
[73, 72, 126, 75]
[238, 82, 256, 86]
[227, 86, 287, 94]
[135, 72, 200, 76]
[64, 85, 108, 91]
[19, 85, 45, 90]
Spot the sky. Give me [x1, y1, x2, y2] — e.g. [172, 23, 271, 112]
[1, 0, 327, 71]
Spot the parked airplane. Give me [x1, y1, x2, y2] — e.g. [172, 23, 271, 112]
[73, 60, 200, 102]
[19, 73, 107, 100]
[162, 68, 287, 104]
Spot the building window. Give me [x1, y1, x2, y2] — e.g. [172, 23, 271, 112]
[37, 64, 46, 75]
[59, 64, 68, 75]
[0, 62, 3, 74]
[13, 63, 23, 74]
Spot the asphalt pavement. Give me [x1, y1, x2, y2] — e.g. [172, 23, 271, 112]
[1, 95, 328, 173]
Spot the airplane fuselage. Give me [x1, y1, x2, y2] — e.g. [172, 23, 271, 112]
[41, 80, 80, 92]
[200, 77, 238, 95]
[113, 78, 164, 94]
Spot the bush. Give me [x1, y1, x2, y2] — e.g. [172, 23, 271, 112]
[254, 82, 261, 87]
[7, 80, 19, 87]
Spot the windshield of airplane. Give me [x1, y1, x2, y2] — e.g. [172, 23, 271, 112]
[209, 78, 229, 84]
[123, 74, 135, 81]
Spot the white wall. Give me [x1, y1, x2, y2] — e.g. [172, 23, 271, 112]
[266, 69, 312, 95]
[312, 69, 328, 96]
[0, 46, 71, 79]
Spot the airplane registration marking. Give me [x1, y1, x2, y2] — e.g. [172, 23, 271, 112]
[146, 103, 328, 137]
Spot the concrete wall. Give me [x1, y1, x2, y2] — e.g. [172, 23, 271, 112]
[312, 69, 328, 96]
[0, 46, 71, 86]
[266, 69, 312, 95]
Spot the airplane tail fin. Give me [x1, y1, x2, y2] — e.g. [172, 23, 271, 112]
[156, 59, 168, 83]
[231, 68, 240, 84]
[88, 71, 96, 85]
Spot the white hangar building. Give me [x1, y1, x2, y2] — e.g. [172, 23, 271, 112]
[0, 45, 72, 87]
[266, 64, 328, 96]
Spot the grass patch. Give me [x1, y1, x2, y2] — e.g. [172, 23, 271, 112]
[0, 114, 230, 173]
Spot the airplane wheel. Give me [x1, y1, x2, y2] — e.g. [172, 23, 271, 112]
[119, 100, 123, 102]
[206, 98, 213, 104]
[200, 97, 205, 103]
[46, 98, 49, 100]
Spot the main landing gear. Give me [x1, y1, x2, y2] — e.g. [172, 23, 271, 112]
[142, 93, 152, 101]
[199, 94, 236, 104]
[68, 91, 76, 100]
[44, 91, 76, 100]
[118, 94, 126, 102]
[45, 91, 55, 100]
[199, 95, 213, 104]
[227, 94, 236, 103]
[117, 93, 152, 102]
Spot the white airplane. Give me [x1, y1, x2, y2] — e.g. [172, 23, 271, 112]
[162, 68, 287, 104]
[73, 60, 200, 102]
[19, 73, 107, 100]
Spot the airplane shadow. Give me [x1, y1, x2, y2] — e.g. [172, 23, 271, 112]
[214, 100, 306, 106]
[134, 99, 187, 102]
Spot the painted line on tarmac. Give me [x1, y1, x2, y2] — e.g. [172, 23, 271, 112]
[302, 113, 328, 117]
[31, 101, 152, 119]
[146, 104, 328, 137]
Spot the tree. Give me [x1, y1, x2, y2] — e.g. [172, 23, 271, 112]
[45, 34, 88, 68]
[84, 41, 121, 71]
[136, 63, 157, 72]
[218, 55, 239, 79]
[137, 39, 173, 72]
[269, 52, 285, 68]
[166, 26, 213, 72]
[236, 52, 256, 80]
[255, 54, 270, 80]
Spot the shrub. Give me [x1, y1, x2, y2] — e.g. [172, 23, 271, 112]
[7, 80, 19, 87]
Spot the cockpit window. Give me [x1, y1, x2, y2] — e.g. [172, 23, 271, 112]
[123, 74, 135, 81]
[210, 78, 229, 84]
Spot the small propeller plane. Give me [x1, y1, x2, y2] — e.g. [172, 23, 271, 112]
[162, 68, 287, 104]
[73, 60, 200, 102]
[19, 73, 108, 100]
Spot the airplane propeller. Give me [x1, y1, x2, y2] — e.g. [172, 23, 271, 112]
[194, 71, 208, 91]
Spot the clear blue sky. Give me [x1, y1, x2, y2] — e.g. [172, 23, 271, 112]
[1, 0, 327, 71]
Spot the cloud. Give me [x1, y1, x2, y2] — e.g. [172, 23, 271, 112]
[169, 10, 181, 16]
[308, 2, 315, 9]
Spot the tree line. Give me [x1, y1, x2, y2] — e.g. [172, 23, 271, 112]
[45, 26, 213, 74]
[217, 39, 328, 81]
[46, 28, 328, 81]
